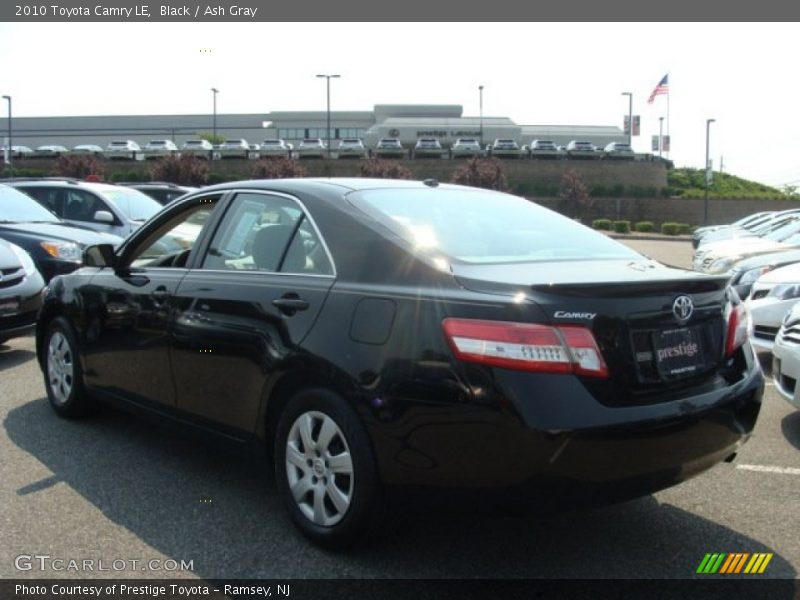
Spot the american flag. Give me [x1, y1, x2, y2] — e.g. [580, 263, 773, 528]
[648, 74, 669, 104]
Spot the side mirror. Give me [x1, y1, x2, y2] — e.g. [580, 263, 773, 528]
[83, 244, 117, 268]
[94, 210, 115, 224]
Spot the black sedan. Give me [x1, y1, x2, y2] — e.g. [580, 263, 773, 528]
[0, 238, 44, 344]
[0, 184, 123, 281]
[36, 178, 763, 547]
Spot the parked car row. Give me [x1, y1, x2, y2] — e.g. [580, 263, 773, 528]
[691, 208, 800, 413]
[4, 138, 639, 161]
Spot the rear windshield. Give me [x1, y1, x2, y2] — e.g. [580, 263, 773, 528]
[349, 188, 639, 264]
[100, 188, 161, 222]
[225, 140, 243, 145]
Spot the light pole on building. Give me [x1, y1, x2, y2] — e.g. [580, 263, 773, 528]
[316, 74, 340, 158]
[211, 88, 219, 140]
[621, 92, 633, 147]
[704, 118, 716, 226]
[479, 85, 484, 147]
[2, 95, 11, 166]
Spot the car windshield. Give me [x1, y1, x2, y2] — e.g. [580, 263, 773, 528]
[350, 188, 640, 264]
[765, 219, 800, 241]
[99, 188, 161, 222]
[225, 140, 243, 145]
[0, 185, 60, 223]
[185, 141, 204, 146]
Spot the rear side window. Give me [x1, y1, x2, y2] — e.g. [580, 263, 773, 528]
[349, 188, 639, 264]
[202, 193, 333, 275]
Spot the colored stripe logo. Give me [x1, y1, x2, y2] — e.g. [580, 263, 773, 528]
[696, 553, 773, 574]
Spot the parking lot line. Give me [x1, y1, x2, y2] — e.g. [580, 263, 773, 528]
[736, 464, 800, 475]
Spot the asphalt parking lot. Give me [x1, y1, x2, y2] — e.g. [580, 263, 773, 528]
[0, 239, 798, 581]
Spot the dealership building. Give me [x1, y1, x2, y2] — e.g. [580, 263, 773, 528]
[2, 104, 625, 150]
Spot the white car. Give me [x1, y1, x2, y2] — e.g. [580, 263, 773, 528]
[72, 144, 104, 156]
[747, 263, 800, 351]
[566, 140, 599, 159]
[143, 139, 179, 159]
[260, 139, 292, 158]
[693, 217, 800, 274]
[2, 145, 34, 158]
[337, 139, 367, 159]
[34, 145, 69, 158]
[603, 142, 635, 159]
[450, 138, 484, 158]
[489, 139, 522, 158]
[106, 140, 141, 160]
[374, 138, 405, 158]
[219, 139, 250, 159]
[413, 138, 445, 158]
[529, 140, 562, 159]
[296, 138, 327, 159]
[181, 139, 214, 159]
[772, 301, 800, 410]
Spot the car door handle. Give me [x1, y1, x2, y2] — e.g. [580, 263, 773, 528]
[152, 287, 171, 301]
[272, 295, 309, 315]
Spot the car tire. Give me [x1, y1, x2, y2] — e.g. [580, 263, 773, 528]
[43, 317, 94, 418]
[274, 388, 382, 549]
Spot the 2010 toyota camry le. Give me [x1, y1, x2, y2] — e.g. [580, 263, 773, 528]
[36, 178, 763, 547]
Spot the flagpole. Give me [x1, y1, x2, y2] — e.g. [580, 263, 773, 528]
[666, 82, 670, 159]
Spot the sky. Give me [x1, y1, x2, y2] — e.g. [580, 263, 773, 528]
[0, 21, 798, 188]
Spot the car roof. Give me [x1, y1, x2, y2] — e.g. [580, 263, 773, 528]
[192, 177, 476, 196]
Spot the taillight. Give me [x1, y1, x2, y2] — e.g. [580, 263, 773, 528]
[725, 303, 748, 357]
[441, 318, 609, 378]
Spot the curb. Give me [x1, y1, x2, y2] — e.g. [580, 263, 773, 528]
[607, 233, 692, 243]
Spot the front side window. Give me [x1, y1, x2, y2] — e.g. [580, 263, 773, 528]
[100, 188, 161, 222]
[129, 197, 220, 268]
[202, 193, 333, 275]
[64, 190, 106, 222]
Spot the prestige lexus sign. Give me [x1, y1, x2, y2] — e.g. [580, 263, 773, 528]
[416, 130, 482, 138]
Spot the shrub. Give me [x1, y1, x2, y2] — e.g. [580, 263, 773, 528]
[558, 168, 592, 218]
[592, 218, 613, 230]
[52, 154, 105, 180]
[661, 222, 681, 235]
[150, 155, 209, 186]
[359, 158, 413, 180]
[613, 220, 631, 234]
[676, 223, 692, 235]
[450, 157, 508, 191]
[250, 157, 308, 179]
[634, 221, 655, 232]
[589, 185, 609, 197]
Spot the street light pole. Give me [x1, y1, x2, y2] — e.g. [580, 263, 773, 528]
[211, 88, 219, 140]
[2, 95, 11, 167]
[479, 85, 484, 147]
[316, 74, 340, 159]
[658, 116, 664, 158]
[621, 92, 632, 147]
[704, 118, 716, 226]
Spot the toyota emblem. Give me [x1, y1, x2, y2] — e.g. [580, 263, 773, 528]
[672, 295, 693, 322]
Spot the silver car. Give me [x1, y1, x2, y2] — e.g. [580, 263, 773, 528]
[489, 139, 522, 158]
[143, 139, 179, 159]
[413, 138, 445, 159]
[259, 139, 293, 158]
[34, 145, 69, 158]
[603, 142, 635, 160]
[181, 139, 214, 159]
[451, 138, 484, 158]
[106, 140, 141, 160]
[10, 180, 163, 239]
[566, 140, 600, 159]
[374, 138, 405, 158]
[772, 301, 800, 411]
[72, 144, 104, 156]
[337, 139, 367, 159]
[529, 140, 562, 159]
[219, 139, 250, 159]
[296, 138, 327, 159]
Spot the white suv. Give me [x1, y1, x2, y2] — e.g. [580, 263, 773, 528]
[260, 139, 293, 158]
[337, 139, 367, 159]
[106, 140, 141, 160]
[296, 139, 327, 159]
[144, 140, 179, 159]
[181, 139, 214, 159]
[451, 139, 484, 158]
[219, 139, 250, 159]
[374, 138, 405, 158]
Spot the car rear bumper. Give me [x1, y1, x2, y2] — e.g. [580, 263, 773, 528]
[1, 273, 44, 341]
[368, 354, 763, 496]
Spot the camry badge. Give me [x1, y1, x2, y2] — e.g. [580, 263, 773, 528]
[673, 295, 694, 322]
